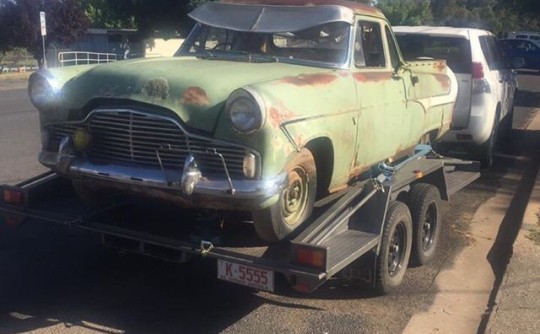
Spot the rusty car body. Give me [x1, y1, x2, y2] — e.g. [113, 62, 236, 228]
[28, 0, 458, 242]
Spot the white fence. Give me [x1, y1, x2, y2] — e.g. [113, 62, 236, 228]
[58, 51, 117, 66]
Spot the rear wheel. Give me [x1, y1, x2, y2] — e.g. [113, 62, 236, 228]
[375, 201, 413, 294]
[407, 184, 441, 266]
[499, 104, 514, 147]
[252, 149, 317, 242]
[479, 116, 498, 168]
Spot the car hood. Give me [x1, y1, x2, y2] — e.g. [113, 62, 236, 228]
[51, 57, 328, 132]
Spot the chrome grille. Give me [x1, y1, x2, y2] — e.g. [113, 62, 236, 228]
[49, 110, 248, 178]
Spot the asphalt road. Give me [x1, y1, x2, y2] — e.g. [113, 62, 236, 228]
[0, 71, 539, 334]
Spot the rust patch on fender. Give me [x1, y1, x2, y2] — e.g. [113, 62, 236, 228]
[434, 61, 447, 72]
[143, 78, 169, 99]
[353, 72, 391, 83]
[433, 74, 451, 91]
[221, 0, 383, 16]
[181, 86, 211, 106]
[281, 73, 337, 86]
[295, 134, 307, 148]
[269, 106, 294, 128]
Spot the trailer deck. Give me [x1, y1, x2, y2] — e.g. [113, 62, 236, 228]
[0, 147, 480, 293]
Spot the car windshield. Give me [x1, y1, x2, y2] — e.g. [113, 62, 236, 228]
[396, 34, 472, 74]
[177, 22, 351, 68]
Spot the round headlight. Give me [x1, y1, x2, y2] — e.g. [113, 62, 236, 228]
[226, 88, 265, 134]
[28, 73, 58, 111]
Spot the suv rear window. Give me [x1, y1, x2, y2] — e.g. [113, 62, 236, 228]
[395, 35, 472, 74]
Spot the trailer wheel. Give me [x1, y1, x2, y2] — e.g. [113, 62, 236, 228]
[407, 184, 441, 266]
[375, 201, 412, 294]
[252, 149, 317, 242]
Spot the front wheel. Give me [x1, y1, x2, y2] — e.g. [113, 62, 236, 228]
[375, 201, 413, 294]
[252, 149, 317, 242]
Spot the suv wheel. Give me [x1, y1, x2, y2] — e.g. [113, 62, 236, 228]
[479, 115, 499, 168]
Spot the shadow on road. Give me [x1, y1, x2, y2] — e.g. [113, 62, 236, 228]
[515, 89, 540, 108]
[0, 223, 267, 334]
[477, 128, 540, 334]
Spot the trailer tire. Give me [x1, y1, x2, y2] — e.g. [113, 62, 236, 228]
[375, 201, 412, 294]
[252, 148, 317, 242]
[407, 184, 441, 266]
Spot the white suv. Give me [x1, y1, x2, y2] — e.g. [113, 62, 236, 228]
[394, 26, 519, 167]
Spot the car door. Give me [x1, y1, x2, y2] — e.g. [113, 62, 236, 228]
[479, 35, 508, 119]
[524, 41, 540, 69]
[395, 32, 473, 130]
[494, 39, 517, 111]
[352, 19, 417, 170]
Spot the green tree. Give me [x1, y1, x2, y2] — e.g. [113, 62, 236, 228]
[0, 0, 90, 67]
[377, 0, 433, 26]
[441, 0, 540, 34]
[77, 0, 135, 29]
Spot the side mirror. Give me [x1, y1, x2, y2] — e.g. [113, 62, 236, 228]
[510, 56, 524, 69]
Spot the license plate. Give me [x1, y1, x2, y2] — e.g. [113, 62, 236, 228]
[217, 259, 274, 292]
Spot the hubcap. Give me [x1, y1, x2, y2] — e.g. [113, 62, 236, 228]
[388, 222, 406, 277]
[281, 167, 308, 226]
[422, 203, 437, 251]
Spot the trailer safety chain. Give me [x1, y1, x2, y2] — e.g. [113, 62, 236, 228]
[200, 240, 214, 256]
[372, 173, 389, 193]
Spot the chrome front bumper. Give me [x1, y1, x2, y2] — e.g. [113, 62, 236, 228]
[39, 150, 286, 211]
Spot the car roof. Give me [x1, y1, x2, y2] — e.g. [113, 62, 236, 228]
[393, 26, 493, 38]
[509, 31, 540, 36]
[501, 38, 540, 47]
[220, 0, 385, 18]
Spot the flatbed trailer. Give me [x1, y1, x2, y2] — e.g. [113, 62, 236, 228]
[0, 146, 480, 294]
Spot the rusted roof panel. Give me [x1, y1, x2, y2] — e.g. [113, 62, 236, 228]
[221, 0, 384, 18]
[190, 1, 356, 33]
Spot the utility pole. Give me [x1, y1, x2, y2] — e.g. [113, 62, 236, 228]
[40, 11, 47, 69]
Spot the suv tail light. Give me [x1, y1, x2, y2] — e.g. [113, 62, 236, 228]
[472, 62, 491, 94]
[472, 62, 484, 79]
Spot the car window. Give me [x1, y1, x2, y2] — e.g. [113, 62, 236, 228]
[480, 36, 504, 70]
[531, 36, 540, 41]
[271, 23, 350, 63]
[385, 26, 400, 69]
[515, 34, 527, 39]
[354, 20, 385, 68]
[181, 23, 350, 66]
[395, 34, 472, 74]
[527, 42, 539, 51]
[508, 40, 538, 51]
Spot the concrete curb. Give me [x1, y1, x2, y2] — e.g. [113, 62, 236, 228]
[485, 157, 540, 333]
[484, 108, 540, 333]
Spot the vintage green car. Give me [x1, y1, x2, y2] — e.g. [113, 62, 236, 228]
[28, 0, 457, 242]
